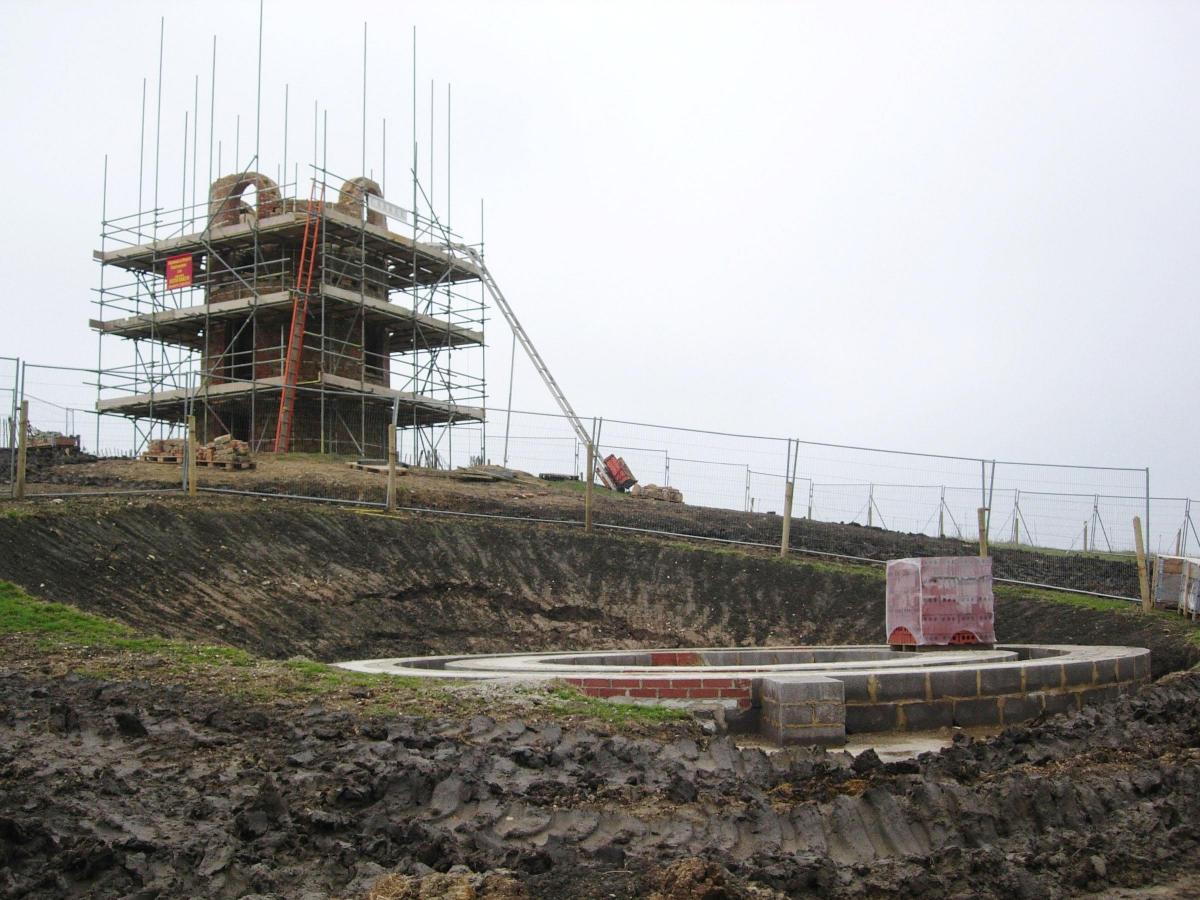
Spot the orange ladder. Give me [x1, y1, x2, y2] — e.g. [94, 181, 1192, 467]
[273, 182, 323, 453]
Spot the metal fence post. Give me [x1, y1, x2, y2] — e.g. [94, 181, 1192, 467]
[15, 400, 28, 500]
[584, 439, 594, 533]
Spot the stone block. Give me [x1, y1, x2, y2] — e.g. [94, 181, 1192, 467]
[979, 666, 1024, 696]
[778, 705, 815, 725]
[1023, 663, 1064, 691]
[999, 694, 1042, 725]
[759, 676, 845, 746]
[836, 674, 873, 703]
[812, 701, 846, 724]
[760, 675, 844, 702]
[845, 703, 898, 733]
[874, 671, 930, 702]
[1039, 691, 1078, 717]
[929, 667, 979, 699]
[898, 701, 954, 731]
[1093, 657, 1118, 684]
[762, 721, 845, 747]
[1062, 661, 1095, 687]
[952, 697, 1000, 728]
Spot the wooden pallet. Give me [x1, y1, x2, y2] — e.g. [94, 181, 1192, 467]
[140, 454, 182, 464]
[346, 462, 407, 475]
[195, 459, 256, 470]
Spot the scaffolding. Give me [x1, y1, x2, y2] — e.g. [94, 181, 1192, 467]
[94, 159, 486, 462]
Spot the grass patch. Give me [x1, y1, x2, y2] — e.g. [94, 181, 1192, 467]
[0, 580, 129, 642]
[0, 581, 691, 733]
[546, 683, 690, 725]
[0, 579, 253, 666]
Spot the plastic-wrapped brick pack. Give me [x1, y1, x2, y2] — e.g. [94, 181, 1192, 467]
[886, 556, 996, 646]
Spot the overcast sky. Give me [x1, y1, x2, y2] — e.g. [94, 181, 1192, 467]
[1, 0, 1197, 505]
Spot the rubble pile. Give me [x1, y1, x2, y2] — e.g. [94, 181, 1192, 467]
[631, 482, 684, 503]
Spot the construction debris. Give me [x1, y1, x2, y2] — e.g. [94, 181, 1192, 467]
[196, 434, 254, 469]
[142, 439, 187, 463]
[141, 434, 256, 470]
[631, 483, 683, 503]
[603, 455, 637, 492]
[27, 429, 81, 454]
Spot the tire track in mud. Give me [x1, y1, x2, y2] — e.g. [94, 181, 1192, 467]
[2, 667, 1198, 898]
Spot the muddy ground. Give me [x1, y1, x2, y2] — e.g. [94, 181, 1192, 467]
[1, 492, 1198, 898]
[0, 496, 1195, 675]
[10, 455, 1141, 597]
[1, 647, 1199, 899]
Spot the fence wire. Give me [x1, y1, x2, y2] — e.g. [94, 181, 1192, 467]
[7, 369, 1199, 602]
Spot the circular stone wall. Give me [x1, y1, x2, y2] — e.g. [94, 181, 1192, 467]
[338, 643, 1151, 746]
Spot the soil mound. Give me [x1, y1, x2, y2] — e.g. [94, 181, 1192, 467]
[0, 498, 1195, 674]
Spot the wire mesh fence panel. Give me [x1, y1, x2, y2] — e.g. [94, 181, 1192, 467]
[1, 357, 19, 497]
[587, 417, 792, 546]
[787, 442, 988, 564]
[3, 352, 1191, 604]
[22, 364, 144, 458]
[982, 462, 1146, 597]
[1147, 497, 1199, 558]
[486, 409, 588, 482]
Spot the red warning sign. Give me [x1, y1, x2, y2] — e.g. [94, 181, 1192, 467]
[165, 253, 194, 290]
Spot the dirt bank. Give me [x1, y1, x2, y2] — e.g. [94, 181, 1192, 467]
[19, 456, 1141, 597]
[2, 659, 1198, 899]
[0, 497, 1195, 675]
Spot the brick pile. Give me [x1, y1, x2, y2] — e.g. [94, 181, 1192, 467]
[145, 438, 187, 457]
[196, 434, 252, 464]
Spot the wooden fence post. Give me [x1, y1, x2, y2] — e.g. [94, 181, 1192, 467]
[977, 507, 989, 557]
[780, 480, 794, 558]
[15, 401, 28, 501]
[386, 426, 398, 512]
[1133, 516, 1152, 613]
[186, 415, 197, 496]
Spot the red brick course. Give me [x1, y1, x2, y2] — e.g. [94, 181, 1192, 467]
[564, 676, 753, 706]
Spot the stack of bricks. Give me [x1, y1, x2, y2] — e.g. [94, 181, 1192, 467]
[759, 676, 846, 746]
[142, 438, 187, 460]
[886, 556, 996, 647]
[196, 434, 252, 464]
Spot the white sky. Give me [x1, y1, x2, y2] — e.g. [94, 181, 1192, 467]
[1, 0, 1197, 503]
